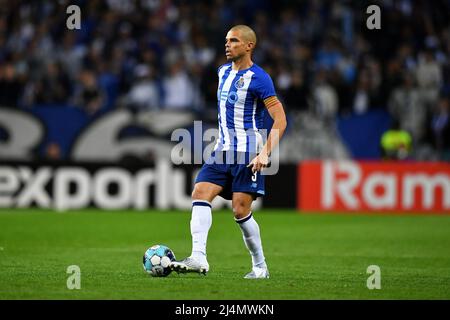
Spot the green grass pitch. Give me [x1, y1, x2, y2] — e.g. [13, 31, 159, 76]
[0, 209, 449, 299]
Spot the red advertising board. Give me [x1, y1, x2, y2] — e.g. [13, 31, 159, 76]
[298, 161, 450, 213]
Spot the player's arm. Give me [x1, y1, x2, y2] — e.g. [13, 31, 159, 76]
[248, 96, 287, 173]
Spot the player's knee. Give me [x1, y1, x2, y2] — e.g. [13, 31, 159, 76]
[191, 187, 204, 200]
[232, 201, 251, 219]
[191, 185, 210, 201]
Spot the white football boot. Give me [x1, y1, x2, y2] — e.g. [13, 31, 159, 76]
[244, 266, 270, 279]
[170, 257, 209, 275]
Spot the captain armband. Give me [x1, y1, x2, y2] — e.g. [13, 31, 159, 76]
[264, 96, 280, 109]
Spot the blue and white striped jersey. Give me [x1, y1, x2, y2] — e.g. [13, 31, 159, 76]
[214, 63, 276, 153]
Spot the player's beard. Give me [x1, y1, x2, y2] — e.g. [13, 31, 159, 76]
[226, 52, 243, 62]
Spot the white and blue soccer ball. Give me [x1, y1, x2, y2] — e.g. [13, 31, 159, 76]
[143, 244, 176, 277]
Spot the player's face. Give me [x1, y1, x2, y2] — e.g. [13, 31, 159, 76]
[225, 30, 249, 61]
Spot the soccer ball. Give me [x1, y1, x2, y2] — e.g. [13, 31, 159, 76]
[142, 244, 176, 277]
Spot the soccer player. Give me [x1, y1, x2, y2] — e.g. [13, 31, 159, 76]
[170, 25, 287, 279]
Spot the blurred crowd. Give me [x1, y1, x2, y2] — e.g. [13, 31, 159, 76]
[0, 0, 449, 159]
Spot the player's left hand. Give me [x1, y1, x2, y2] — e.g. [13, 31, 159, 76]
[247, 152, 269, 173]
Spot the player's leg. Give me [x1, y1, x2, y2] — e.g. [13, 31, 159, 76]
[190, 182, 223, 264]
[232, 192, 269, 279]
[171, 181, 224, 275]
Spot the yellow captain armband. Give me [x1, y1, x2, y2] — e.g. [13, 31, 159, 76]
[263, 96, 279, 109]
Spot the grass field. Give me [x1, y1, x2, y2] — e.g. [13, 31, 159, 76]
[0, 209, 450, 300]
